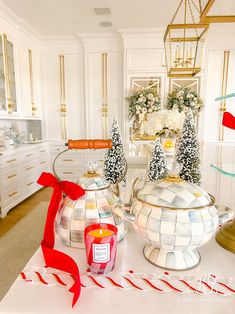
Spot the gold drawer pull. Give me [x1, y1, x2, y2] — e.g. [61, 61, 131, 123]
[7, 173, 17, 179]
[9, 191, 18, 197]
[27, 182, 34, 186]
[62, 159, 73, 162]
[26, 166, 34, 171]
[63, 171, 73, 174]
[40, 149, 46, 152]
[7, 159, 16, 163]
[40, 161, 46, 164]
[26, 153, 34, 157]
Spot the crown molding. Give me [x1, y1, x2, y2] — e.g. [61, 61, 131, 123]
[117, 28, 165, 38]
[76, 31, 122, 43]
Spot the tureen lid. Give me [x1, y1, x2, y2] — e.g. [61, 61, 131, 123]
[136, 176, 213, 209]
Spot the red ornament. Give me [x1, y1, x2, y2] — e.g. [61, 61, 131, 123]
[84, 223, 118, 274]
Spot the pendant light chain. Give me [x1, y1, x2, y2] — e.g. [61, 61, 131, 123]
[188, 0, 199, 36]
[189, 0, 201, 16]
[170, 0, 184, 24]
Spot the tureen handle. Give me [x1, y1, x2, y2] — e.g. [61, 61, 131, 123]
[113, 204, 137, 223]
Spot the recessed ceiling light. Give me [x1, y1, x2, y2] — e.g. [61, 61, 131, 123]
[99, 21, 112, 27]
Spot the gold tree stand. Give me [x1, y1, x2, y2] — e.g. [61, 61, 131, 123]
[216, 219, 235, 254]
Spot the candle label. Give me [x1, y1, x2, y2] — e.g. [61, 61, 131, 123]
[92, 243, 110, 263]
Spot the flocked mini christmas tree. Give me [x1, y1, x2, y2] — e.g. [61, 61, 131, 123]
[103, 118, 127, 184]
[147, 138, 168, 181]
[176, 109, 201, 185]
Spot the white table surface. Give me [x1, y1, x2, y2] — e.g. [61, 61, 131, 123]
[0, 224, 235, 314]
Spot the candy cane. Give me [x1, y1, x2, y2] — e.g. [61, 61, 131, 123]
[18, 270, 235, 295]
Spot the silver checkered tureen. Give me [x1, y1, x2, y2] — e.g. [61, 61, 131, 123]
[122, 175, 218, 270]
[56, 168, 126, 248]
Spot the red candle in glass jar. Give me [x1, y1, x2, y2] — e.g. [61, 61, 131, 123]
[84, 223, 118, 274]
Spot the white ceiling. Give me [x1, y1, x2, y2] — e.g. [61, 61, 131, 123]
[1, 0, 183, 35]
[2, 0, 235, 36]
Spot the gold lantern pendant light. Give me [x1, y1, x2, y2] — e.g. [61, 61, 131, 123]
[164, 0, 209, 77]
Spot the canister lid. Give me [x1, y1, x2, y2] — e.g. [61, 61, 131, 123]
[78, 172, 110, 191]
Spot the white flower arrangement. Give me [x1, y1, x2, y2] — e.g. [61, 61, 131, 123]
[144, 109, 185, 136]
[128, 88, 161, 120]
[167, 87, 203, 115]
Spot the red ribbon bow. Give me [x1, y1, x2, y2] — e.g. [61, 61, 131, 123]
[37, 172, 85, 307]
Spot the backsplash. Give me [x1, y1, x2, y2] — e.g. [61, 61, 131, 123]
[0, 119, 42, 145]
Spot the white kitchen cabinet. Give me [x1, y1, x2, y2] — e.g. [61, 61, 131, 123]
[18, 44, 42, 118]
[17, 44, 31, 116]
[86, 52, 122, 138]
[41, 54, 84, 141]
[0, 143, 50, 218]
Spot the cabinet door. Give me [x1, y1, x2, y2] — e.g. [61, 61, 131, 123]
[41, 54, 84, 140]
[64, 54, 84, 139]
[86, 52, 122, 138]
[41, 54, 61, 140]
[18, 44, 31, 116]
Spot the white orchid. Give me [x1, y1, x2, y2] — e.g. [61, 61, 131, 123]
[142, 108, 147, 113]
[148, 108, 153, 113]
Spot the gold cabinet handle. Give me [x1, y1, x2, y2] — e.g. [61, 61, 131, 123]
[9, 191, 18, 197]
[40, 161, 46, 164]
[7, 159, 16, 163]
[26, 166, 34, 171]
[7, 173, 17, 179]
[25, 153, 34, 157]
[63, 171, 73, 174]
[62, 159, 73, 162]
[27, 182, 34, 186]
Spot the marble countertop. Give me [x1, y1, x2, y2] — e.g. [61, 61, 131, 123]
[0, 141, 49, 157]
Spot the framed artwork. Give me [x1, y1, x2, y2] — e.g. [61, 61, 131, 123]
[130, 76, 161, 95]
[169, 77, 200, 94]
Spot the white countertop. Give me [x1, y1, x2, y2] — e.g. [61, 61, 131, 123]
[0, 225, 234, 314]
[0, 142, 49, 157]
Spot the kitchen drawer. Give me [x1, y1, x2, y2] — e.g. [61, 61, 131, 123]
[0, 154, 19, 169]
[22, 162, 37, 176]
[0, 166, 20, 187]
[38, 160, 49, 173]
[38, 147, 49, 154]
[22, 176, 38, 194]
[22, 150, 36, 162]
[1, 184, 21, 208]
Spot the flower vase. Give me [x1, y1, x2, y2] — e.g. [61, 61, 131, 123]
[139, 113, 146, 137]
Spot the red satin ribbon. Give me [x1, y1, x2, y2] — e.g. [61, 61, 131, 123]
[37, 172, 85, 307]
[222, 111, 235, 130]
